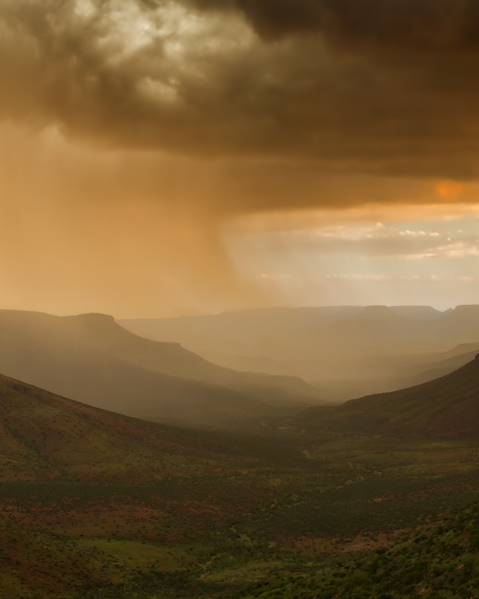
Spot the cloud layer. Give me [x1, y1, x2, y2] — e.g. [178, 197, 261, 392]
[2, 0, 479, 181]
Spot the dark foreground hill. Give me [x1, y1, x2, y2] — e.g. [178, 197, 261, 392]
[0, 310, 316, 430]
[303, 355, 479, 438]
[0, 373, 257, 482]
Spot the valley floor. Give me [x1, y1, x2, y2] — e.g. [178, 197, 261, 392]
[2, 436, 479, 598]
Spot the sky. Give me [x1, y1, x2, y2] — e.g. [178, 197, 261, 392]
[1, 0, 479, 317]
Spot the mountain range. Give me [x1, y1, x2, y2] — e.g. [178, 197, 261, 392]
[0, 310, 318, 430]
[123, 305, 479, 400]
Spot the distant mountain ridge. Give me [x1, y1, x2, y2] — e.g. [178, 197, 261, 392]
[122, 305, 479, 400]
[0, 310, 318, 430]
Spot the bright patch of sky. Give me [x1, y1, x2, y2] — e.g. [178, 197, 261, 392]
[225, 211, 479, 309]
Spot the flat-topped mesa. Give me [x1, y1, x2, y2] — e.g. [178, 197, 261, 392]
[67, 312, 115, 323]
[63, 312, 117, 331]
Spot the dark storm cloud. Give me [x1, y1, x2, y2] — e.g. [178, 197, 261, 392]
[2, 0, 479, 184]
[190, 0, 479, 49]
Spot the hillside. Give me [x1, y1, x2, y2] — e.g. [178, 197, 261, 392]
[0, 374, 248, 482]
[405, 342, 479, 386]
[0, 311, 316, 430]
[303, 355, 479, 438]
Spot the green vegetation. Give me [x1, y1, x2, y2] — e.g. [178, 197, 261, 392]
[1, 433, 479, 599]
[2, 501, 479, 598]
[248, 503, 479, 598]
